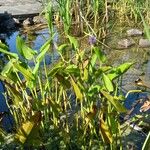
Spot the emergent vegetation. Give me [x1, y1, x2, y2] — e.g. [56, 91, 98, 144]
[0, 0, 150, 149]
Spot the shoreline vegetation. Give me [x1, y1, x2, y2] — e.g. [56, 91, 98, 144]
[0, 0, 150, 149]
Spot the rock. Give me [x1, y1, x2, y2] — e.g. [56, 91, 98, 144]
[33, 16, 46, 24]
[118, 39, 135, 48]
[139, 39, 150, 48]
[127, 29, 143, 36]
[13, 18, 20, 25]
[23, 18, 34, 26]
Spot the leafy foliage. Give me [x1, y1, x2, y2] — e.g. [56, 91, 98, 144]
[0, 33, 133, 149]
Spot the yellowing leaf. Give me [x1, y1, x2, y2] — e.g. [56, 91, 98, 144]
[99, 119, 113, 144]
[70, 77, 83, 101]
[101, 90, 127, 113]
[15, 111, 41, 144]
[56, 73, 71, 89]
[83, 68, 88, 81]
[4, 81, 23, 107]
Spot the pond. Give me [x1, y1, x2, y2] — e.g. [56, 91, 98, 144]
[0, 23, 150, 149]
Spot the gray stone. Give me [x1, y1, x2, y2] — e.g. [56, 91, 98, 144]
[139, 39, 150, 48]
[0, 0, 43, 16]
[33, 16, 46, 24]
[127, 29, 143, 36]
[118, 38, 135, 48]
[23, 18, 34, 26]
[13, 18, 20, 25]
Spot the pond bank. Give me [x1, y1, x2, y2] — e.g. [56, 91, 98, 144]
[0, 0, 42, 16]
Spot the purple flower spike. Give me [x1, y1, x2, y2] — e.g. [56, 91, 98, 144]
[89, 35, 96, 45]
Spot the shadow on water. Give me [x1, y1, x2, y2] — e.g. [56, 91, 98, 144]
[0, 81, 14, 132]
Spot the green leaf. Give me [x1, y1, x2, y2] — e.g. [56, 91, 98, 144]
[1, 60, 18, 82]
[16, 36, 36, 60]
[71, 77, 83, 101]
[48, 62, 64, 77]
[33, 62, 40, 76]
[90, 53, 97, 67]
[88, 85, 101, 97]
[0, 48, 18, 59]
[101, 90, 127, 113]
[13, 62, 35, 81]
[36, 42, 50, 63]
[68, 35, 79, 49]
[1, 61, 13, 76]
[0, 42, 8, 50]
[16, 36, 24, 56]
[95, 66, 112, 77]
[102, 73, 114, 92]
[83, 68, 88, 81]
[22, 45, 37, 60]
[89, 53, 97, 72]
[139, 10, 150, 40]
[49, 99, 62, 117]
[40, 38, 51, 52]
[57, 44, 69, 53]
[107, 62, 133, 80]
[93, 47, 106, 63]
[65, 64, 80, 75]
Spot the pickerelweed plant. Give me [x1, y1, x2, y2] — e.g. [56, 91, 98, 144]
[0, 30, 135, 149]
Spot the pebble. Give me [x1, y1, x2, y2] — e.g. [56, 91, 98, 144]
[118, 39, 135, 48]
[127, 29, 143, 36]
[139, 39, 150, 48]
[23, 18, 34, 26]
[33, 16, 46, 24]
[13, 18, 20, 25]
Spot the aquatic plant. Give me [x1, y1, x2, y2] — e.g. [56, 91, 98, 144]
[0, 0, 150, 149]
[0, 30, 135, 149]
